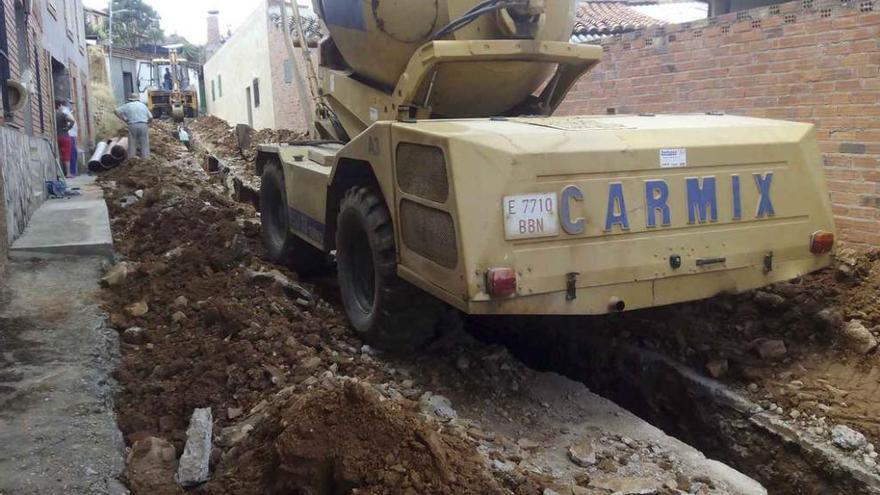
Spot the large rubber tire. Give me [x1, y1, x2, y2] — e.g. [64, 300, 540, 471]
[336, 186, 444, 350]
[260, 163, 326, 276]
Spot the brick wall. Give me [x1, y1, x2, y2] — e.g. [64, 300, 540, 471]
[558, 0, 880, 247]
[0, 0, 55, 137]
[266, 20, 315, 132]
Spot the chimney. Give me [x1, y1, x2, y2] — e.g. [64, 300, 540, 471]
[207, 10, 220, 47]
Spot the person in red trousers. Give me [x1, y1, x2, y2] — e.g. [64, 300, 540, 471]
[55, 100, 75, 178]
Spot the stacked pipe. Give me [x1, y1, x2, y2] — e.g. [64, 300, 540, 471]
[88, 136, 131, 172]
[88, 141, 110, 172]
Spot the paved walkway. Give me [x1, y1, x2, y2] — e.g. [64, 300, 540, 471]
[0, 177, 126, 494]
[10, 176, 113, 259]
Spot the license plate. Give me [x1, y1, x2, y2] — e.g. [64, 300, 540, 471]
[503, 193, 559, 240]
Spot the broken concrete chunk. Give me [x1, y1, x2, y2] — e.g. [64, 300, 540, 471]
[419, 393, 457, 421]
[102, 261, 137, 287]
[831, 425, 867, 451]
[568, 441, 598, 467]
[126, 302, 150, 317]
[517, 438, 540, 450]
[177, 408, 213, 487]
[837, 320, 878, 355]
[754, 339, 787, 360]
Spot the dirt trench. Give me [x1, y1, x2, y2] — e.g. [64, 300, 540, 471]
[471, 253, 880, 494]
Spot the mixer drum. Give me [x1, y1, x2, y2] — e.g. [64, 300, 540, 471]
[317, 0, 577, 117]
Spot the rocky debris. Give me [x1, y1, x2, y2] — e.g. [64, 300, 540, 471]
[126, 437, 181, 495]
[126, 301, 149, 317]
[170, 311, 187, 324]
[122, 327, 147, 345]
[173, 296, 188, 308]
[705, 358, 729, 378]
[815, 308, 844, 331]
[837, 320, 878, 354]
[102, 261, 138, 287]
[246, 268, 314, 307]
[832, 425, 868, 451]
[176, 408, 213, 487]
[753, 339, 787, 360]
[568, 441, 598, 467]
[419, 393, 458, 421]
[753, 291, 786, 310]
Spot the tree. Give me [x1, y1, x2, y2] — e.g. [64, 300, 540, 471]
[110, 0, 164, 49]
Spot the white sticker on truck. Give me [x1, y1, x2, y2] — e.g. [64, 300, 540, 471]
[660, 148, 687, 168]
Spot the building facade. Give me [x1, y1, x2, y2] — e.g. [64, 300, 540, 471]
[559, 0, 880, 246]
[0, 0, 90, 268]
[204, 0, 316, 131]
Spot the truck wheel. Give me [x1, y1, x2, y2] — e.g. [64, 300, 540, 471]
[260, 163, 326, 276]
[336, 186, 442, 350]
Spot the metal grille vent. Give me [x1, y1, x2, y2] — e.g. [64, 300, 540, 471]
[396, 143, 449, 203]
[400, 199, 458, 269]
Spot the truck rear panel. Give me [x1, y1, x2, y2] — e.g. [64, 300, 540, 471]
[388, 114, 835, 315]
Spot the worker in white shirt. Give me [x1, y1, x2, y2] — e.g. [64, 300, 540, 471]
[62, 99, 79, 176]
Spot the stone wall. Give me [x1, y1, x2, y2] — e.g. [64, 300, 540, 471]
[558, 0, 880, 246]
[1, 127, 57, 247]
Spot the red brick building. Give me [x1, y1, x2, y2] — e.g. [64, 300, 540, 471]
[558, 0, 880, 246]
[1, 0, 55, 137]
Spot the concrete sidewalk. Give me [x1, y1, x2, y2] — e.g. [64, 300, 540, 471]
[0, 176, 126, 494]
[10, 176, 113, 259]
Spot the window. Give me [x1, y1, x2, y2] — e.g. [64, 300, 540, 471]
[211, 80, 215, 101]
[284, 59, 293, 84]
[253, 78, 260, 107]
[218, 74, 222, 97]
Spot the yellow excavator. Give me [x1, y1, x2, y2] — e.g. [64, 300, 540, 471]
[256, 0, 836, 349]
[146, 45, 197, 122]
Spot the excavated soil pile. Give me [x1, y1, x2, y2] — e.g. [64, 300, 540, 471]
[189, 116, 304, 161]
[98, 125, 532, 495]
[203, 380, 506, 495]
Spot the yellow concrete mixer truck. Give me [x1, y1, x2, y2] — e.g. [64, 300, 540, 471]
[256, 0, 836, 349]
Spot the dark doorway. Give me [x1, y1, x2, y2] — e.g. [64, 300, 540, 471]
[51, 58, 70, 102]
[122, 72, 134, 98]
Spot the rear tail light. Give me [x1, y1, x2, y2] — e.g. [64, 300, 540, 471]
[810, 230, 834, 254]
[486, 268, 517, 297]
